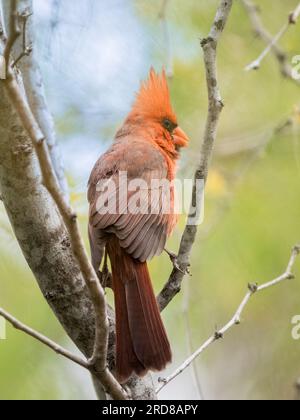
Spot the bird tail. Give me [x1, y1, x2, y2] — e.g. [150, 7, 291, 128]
[107, 237, 172, 384]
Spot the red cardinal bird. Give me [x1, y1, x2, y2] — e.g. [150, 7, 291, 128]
[88, 69, 189, 383]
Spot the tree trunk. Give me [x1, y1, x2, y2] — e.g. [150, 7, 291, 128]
[0, 3, 156, 400]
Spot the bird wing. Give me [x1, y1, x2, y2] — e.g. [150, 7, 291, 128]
[88, 137, 172, 263]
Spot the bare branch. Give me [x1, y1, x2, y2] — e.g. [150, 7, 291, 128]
[156, 245, 300, 394]
[158, 0, 233, 311]
[2, 3, 126, 400]
[244, 0, 300, 79]
[4, 75, 127, 400]
[3, 0, 20, 69]
[164, 248, 190, 275]
[0, 307, 89, 370]
[9, 0, 69, 198]
[0, 304, 155, 401]
[1, 0, 157, 401]
[245, 25, 288, 72]
[11, 9, 32, 68]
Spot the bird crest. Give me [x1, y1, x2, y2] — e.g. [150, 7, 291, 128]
[130, 68, 177, 123]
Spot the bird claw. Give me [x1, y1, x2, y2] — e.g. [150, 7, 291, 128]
[98, 267, 112, 290]
[98, 248, 113, 290]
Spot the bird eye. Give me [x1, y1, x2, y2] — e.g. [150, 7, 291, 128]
[162, 118, 176, 133]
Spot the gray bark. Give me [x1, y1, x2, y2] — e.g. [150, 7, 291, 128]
[1, 0, 68, 198]
[0, 3, 156, 401]
[0, 68, 156, 401]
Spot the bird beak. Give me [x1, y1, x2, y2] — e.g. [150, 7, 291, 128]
[173, 126, 189, 149]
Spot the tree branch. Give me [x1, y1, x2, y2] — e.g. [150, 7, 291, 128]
[0, 1, 156, 401]
[3, 0, 69, 198]
[243, 0, 300, 81]
[3, 76, 127, 401]
[3, 0, 20, 69]
[157, 0, 233, 311]
[0, 307, 89, 370]
[11, 8, 32, 68]
[0, 304, 155, 400]
[156, 245, 300, 394]
[2, 1, 127, 401]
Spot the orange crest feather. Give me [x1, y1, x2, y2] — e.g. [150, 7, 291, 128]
[130, 68, 177, 123]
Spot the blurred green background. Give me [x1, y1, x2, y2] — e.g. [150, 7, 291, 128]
[1, 0, 300, 400]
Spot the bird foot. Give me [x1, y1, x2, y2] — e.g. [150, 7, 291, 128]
[98, 267, 112, 290]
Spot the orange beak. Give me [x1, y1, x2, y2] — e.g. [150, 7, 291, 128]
[173, 126, 189, 149]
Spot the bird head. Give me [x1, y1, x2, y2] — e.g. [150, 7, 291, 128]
[127, 68, 189, 156]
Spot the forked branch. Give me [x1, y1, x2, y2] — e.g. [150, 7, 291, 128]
[157, 245, 300, 393]
[244, 0, 300, 79]
[0, 307, 89, 370]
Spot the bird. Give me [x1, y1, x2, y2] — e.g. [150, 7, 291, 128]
[88, 68, 189, 383]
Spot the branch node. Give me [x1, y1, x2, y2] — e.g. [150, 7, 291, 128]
[70, 212, 78, 222]
[214, 331, 223, 341]
[157, 243, 300, 394]
[11, 9, 34, 69]
[90, 363, 109, 375]
[200, 36, 214, 48]
[293, 245, 300, 255]
[289, 11, 298, 25]
[164, 249, 190, 275]
[218, 99, 225, 109]
[248, 282, 258, 294]
[243, 0, 300, 79]
[234, 318, 241, 326]
[36, 136, 45, 145]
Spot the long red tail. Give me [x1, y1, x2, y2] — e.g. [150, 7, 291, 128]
[107, 237, 172, 383]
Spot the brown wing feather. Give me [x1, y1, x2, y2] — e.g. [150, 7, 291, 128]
[88, 136, 172, 262]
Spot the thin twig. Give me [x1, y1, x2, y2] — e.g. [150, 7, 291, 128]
[3, 78, 127, 400]
[157, 0, 233, 312]
[245, 25, 288, 71]
[0, 307, 89, 370]
[2, 2, 127, 402]
[12, 9, 33, 68]
[3, 0, 20, 70]
[244, 0, 300, 76]
[15, 0, 69, 199]
[156, 245, 300, 393]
